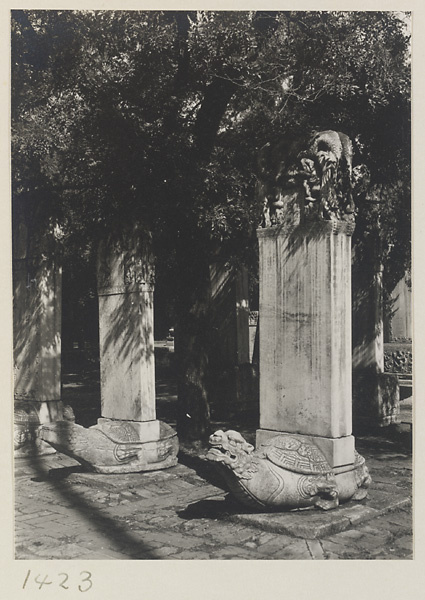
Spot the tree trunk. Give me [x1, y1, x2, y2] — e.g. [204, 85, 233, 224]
[174, 255, 212, 442]
[169, 17, 238, 441]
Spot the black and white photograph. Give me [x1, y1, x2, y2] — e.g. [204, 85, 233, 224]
[7, 3, 417, 583]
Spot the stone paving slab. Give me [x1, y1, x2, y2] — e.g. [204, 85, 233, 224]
[227, 490, 411, 539]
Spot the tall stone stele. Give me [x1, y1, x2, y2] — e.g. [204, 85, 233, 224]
[41, 225, 178, 473]
[96, 224, 178, 472]
[256, 131, 358, 467]
[206, 131, 372, 511]
[13, 206, 73, 457]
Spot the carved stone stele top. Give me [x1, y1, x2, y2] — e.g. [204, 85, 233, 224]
[257, 130, 355, 229]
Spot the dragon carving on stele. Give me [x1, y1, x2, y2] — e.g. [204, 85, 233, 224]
[257, 130, 356, 227]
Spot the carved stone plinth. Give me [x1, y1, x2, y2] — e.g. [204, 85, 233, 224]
[256, 429, 355, 469]
[40, 419, 178, 473]
[206, 430, 371, 511]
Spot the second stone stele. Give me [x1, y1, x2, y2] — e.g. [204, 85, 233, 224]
[206, 131, 371, 510]
[41, 225, 179, 473]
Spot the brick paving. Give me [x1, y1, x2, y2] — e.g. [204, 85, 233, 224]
[14, 432, 412, 560]
[14, 369, 413, 560]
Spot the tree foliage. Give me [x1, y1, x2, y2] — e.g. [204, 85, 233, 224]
[12, 10, 411, 439]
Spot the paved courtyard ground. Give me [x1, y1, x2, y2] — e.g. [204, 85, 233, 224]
[15, 446, 412, 561]
[14, 363, 413, 561]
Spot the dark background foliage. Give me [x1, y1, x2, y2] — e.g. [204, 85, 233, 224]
[12, 10, 411, 439]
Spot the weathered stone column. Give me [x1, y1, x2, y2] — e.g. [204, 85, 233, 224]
[256, 209, 355, 468]
[94, 225, 178, 472]
[40, 225, 178, 472]
[13, 221, 68, 457]
[390, 274, 412, 340]
[254, 131, 359, 470]
[209, 264, 250, 367]
[97, 233, 157, 427]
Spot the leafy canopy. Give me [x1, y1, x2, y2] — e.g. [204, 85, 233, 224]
[12, 10, 410, 286]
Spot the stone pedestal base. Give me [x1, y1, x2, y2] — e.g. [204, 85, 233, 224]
[94, 418, 178, 473]
[207, 430, 371, 511]
[40, 418, 179, 474]
[14, 400, 73, 458]
[256, 429, 355, 469]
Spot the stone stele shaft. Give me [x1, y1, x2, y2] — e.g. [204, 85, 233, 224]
[97, 233, 156, 425]
[257, 216, 355, 467]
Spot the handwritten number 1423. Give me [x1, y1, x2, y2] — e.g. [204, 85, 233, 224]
[22, 570, 93, 592]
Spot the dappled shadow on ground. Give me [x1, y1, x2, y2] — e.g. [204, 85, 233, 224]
[31, 464, 84, 482]
[16, 457, 160, 559]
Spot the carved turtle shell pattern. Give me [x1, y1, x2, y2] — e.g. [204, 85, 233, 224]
[93, 420, 178, 445]
[260, 435, 333, 475]
[94, 421, 140, 444]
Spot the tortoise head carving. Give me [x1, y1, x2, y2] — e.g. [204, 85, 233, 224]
[207, 430, 255, 478]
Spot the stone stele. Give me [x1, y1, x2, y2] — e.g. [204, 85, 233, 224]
[41, 225, 179, 472]
[13, 212, 70, 457]
[207, 131, 371, 510]
[352, 235, 400, 427]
